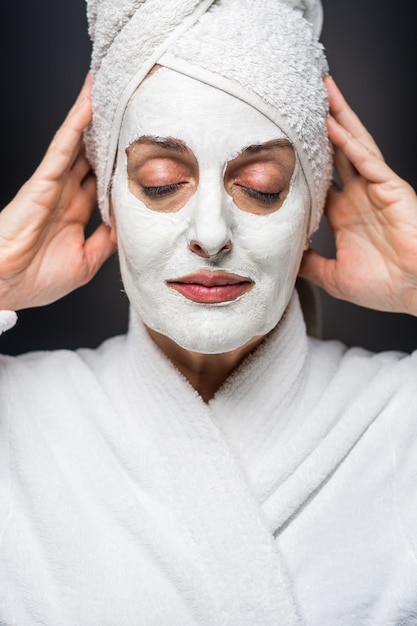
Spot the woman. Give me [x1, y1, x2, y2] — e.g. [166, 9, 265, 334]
[0, 0, 416, 624]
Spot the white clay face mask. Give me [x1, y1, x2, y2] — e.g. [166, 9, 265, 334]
[112, 68, 310, 354]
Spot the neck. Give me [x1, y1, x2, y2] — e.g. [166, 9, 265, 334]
[145, 327, 266, 402]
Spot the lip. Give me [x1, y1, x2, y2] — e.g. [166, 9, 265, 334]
[167, 270, 254, 304]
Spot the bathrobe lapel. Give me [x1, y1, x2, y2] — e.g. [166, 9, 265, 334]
[120, 291, 403, 622]
[118, 306, 303, 624]
[209, 294, 407, 537]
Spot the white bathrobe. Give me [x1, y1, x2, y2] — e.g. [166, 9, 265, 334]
[0, 294, 416, 625]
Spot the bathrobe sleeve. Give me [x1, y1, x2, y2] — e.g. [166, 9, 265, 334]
[0, 311, 17, 336]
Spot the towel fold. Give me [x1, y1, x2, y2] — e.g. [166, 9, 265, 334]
[85, 0, 332, 235]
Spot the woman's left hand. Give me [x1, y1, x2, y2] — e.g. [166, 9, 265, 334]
[299, 76, 417, 316]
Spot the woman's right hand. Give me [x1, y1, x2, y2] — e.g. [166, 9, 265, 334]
[0, 74, 116, 311]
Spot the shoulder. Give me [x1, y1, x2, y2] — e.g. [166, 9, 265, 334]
[307, 334, 416, 389]
[306, 336, 417, 455]
[307, 336, 417, 557]
[0, 333, 128, 408]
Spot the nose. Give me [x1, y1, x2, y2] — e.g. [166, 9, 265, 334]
[187, 179, 232, 258]
[189, 238, 232, 258]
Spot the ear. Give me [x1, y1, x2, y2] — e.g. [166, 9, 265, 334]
[108, 199, 118, 245]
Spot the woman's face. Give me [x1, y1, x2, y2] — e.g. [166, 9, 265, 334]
[111, 68, 310, 354]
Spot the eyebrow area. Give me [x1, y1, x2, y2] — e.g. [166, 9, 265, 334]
[129, 136, 293, 156]
[129, 135, 188, 154]
[240, 138, 293, 155]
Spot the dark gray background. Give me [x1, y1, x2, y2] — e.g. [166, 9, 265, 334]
[1, 1, 416, 355]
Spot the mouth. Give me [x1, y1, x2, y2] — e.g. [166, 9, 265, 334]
[167, 270, 254, 304]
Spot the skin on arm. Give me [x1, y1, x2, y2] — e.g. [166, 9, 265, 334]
[0, 74, 116, 311]
[300, 76, 417, 317]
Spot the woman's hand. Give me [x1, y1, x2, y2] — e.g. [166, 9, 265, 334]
[300, 76, 417, 316]
[0, 74, 116, 311]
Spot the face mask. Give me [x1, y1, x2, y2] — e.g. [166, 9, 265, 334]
[112, 68, 310, 354]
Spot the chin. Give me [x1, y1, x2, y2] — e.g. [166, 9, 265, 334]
[133, 283, 291, 355]
[173, 334, 250, 355]
[153, 310, 283, 355]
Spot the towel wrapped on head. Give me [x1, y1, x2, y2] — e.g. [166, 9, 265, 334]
[85, 0, 332, 235]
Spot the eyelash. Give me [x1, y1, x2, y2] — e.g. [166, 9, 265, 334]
[241, 187, 281, 204]
[140, 183, 281, 205]
[141, 183, 181, 197]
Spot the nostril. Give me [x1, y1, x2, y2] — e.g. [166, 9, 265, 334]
[189, 240, 210, 258]
[189, 239, 233, 258]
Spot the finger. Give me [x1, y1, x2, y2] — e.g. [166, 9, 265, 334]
[67, 73, 93, 119]
[38, 100, 92, 179]
[327, 115, 394, 185]
[80, 223, 117, 285]
[323, 183, 348, 225]
[71, 151, 93, 184]
[323, 184, 357, 231]
[34, 78, 93, 182]
[56, 73, 93, 128]
[325, 76, 384, 159]
[81, 170, 98, 196]
[64, 173, 98, 226]
[298, 248, 340, 297]
[333, 143, 356, 185]
[80, 174, 98, 219]
[0, 175, 62, 234]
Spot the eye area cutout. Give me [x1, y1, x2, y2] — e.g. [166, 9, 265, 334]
[225, 139, 295, 215]
[126, 136, 198, 212]
[124, 135, 295, 214]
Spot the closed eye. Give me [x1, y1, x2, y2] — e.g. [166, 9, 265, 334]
[141, 183, 181, 197]
[241, 186, 281, 205]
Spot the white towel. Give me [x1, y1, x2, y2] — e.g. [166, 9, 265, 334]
[85, 0, 332, 235]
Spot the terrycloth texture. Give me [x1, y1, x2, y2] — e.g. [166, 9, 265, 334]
[85, 0, 332, 235]
[0, 294, 416, 624]
[158, 0, 332, 234]
[85, 0, 218, 220]
[285, 0, 323, 35]
[0, 311, 17, 336]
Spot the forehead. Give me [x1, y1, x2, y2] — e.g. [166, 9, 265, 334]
[119, 68, 288, 161]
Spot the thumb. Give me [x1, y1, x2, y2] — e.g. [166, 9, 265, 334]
[299, 249, 338, 296]
[80, 223, 117, 286]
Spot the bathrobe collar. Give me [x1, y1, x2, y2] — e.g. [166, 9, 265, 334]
[122, 294, 306, 624]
